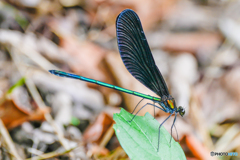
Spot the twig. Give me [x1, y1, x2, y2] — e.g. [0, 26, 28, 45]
[214, 124, 240, 151]
[25, 147, 76, 160]
[99, 123, 115, 148]
[0, 119, 22, 160]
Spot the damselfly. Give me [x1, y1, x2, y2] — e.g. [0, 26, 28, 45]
[49, 9, 185, 152]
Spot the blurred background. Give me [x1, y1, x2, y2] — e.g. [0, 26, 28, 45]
[0, 0, 240, 159]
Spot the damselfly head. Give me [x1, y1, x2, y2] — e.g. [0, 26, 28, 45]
[177, 106, 185, 117]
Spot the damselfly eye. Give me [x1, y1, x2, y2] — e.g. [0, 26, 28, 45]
[178, 106, 185, 117]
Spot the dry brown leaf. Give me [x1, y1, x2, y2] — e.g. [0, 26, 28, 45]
[186, 134, 217, 160]
[0, 99, 49, 129]
[60, 39, 106, 80]
[84, 0, 178, 30]
[83, 112, 114, 144]
[49, 19, 107, 80]
[162, 32, 222, 54]
[91, 144, 110, 156]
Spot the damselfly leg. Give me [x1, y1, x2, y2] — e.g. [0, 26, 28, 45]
[131, 98, 144, 114]
[170, 113, 178, 146]
[157, 113, 174, 152]
[128, 103, 166, 123]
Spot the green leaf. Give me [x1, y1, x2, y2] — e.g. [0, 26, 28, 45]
[15, 14, 29, 30]
[7, 77, 26, 94]
[71, 116, 80, 126]
[113, 108, 186, 160]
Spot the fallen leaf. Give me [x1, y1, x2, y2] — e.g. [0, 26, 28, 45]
[0, 99, 49, 129]
[162, 32, 222, 54]
[83, 112, 114, 144]
[186, 134, 217, 160]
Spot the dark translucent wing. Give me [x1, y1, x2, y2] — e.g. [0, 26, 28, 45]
[116, 9, 169, 97]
